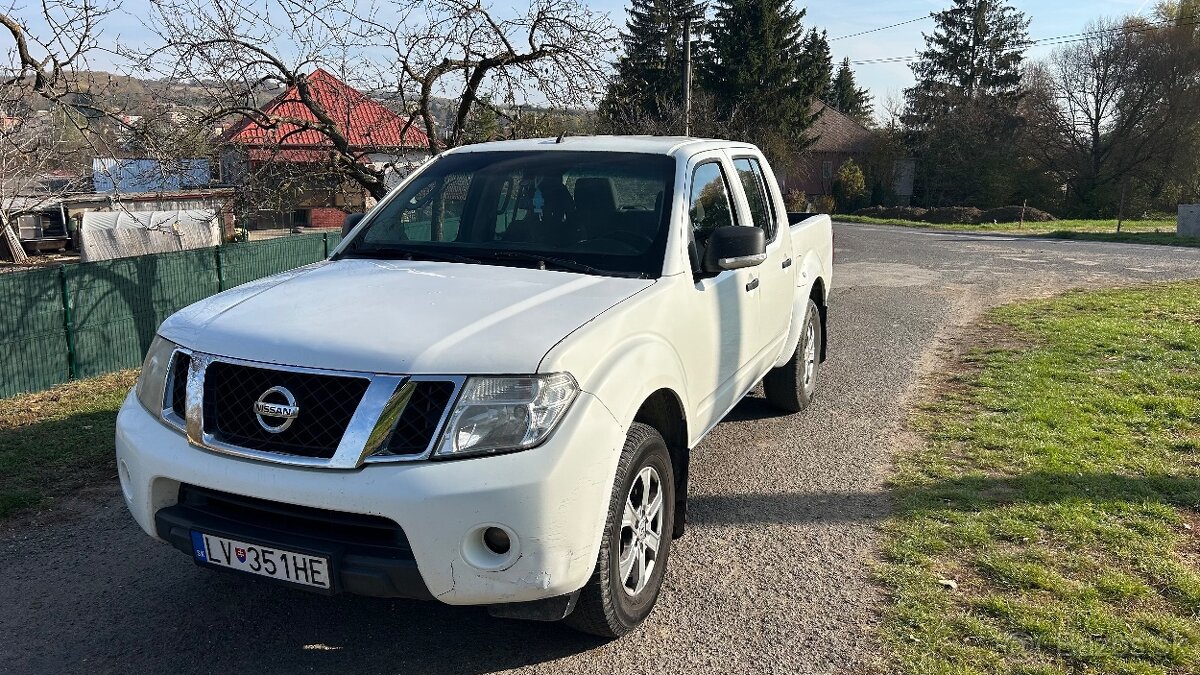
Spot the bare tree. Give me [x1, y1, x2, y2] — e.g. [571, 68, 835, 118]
[0, 0, 110, 104]
[130, 0, 616, 204]
[0, 0, 115, 261]
[1023, 15, 1200, 215]
[362, 0, 614, 150]
[0, 102, 86, 230]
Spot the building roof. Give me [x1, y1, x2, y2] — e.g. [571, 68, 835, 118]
[93, 158, 211, 194]
[223, 69, 430, 154]
[806, 102, 876, 154]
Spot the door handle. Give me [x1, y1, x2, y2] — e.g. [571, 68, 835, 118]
[745, 278, 760, 292]
[782, 258, 793, 269]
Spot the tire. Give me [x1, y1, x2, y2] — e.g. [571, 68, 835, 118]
[763, 298, 822, 413]
[564, 422, 674, 638]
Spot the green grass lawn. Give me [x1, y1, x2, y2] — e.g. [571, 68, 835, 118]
[882, 282, 1200, 674]
[0, 370, 137, 518]
[838, 215, 1200, 247]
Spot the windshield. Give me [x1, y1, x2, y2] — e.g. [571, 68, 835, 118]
[339, 151, 676, 278]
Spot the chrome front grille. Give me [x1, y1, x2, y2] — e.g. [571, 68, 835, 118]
[160, 350, 463, 468]
[203, 361, 370, 458]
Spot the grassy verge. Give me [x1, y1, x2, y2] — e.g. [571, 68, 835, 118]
[882, 282, 1200, 674]
[838, 215, 1200, 247]
[0, 370, 137, 518]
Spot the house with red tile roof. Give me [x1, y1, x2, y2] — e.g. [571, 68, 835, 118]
[221, 68, 431, 231]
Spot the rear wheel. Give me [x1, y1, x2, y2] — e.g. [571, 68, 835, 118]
[764, 298, 822, 413]
[564, 423, 674, 638]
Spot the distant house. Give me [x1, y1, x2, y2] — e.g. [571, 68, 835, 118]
[787, 102, 878, 199]
[221, 68, 431, 230]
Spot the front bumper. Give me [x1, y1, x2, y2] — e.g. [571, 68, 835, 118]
[115, 390, 625, 605]
[154, 484, 433, 599]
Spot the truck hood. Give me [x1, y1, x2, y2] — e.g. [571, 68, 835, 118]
[159, 258, 655, 374]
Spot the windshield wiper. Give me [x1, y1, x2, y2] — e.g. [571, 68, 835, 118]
[487, 251, 639, 278]
[343, 244, 480, 265]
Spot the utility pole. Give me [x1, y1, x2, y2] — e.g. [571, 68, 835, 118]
[683, 14, 693, 137]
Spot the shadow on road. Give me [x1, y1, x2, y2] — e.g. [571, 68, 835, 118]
[46, 566, 610, 673]
[720, 393, 795, 423]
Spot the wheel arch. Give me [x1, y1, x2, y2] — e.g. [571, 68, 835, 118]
[631, 388, 691, 540]
[809, 276, 828, 362]
[549, 329, 695, 538]
[772, 271, 830, 370]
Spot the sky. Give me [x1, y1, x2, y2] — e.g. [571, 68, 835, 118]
[799, 0, 1158, 113]
[40, 0, 1162, 116]
[594, 0, 1159, 117]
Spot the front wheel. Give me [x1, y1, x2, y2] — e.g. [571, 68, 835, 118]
[564, 423, 674, 638]
[763, 298, 822, 413]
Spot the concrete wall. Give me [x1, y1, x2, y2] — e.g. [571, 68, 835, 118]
[1176, 201, 1195, 236]
[1180, 204, 1200, 237]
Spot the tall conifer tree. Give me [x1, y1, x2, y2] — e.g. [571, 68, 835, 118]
[699, 0, 822, 158]
[828, 57, 873, 123]
[904, 0, 1029, 130]
[901, 0, 1030, 207]
[801, 28, 833, 102]
[602, 0, 705, 127]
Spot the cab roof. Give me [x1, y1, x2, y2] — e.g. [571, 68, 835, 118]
[444, 135, 759, 158]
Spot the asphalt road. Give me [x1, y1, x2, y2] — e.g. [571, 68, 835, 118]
[3, 224, 1199, 675]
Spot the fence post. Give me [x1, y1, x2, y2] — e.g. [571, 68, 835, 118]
[58, 265, 77, 380]
[323, 232, 329, 258]
[215, 245, 225, 292]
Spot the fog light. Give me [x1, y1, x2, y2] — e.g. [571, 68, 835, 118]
[461, 524, 519, 571]
[483, 526, 511, 555]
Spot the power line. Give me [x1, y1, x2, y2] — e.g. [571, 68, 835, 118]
[849, 14, 1200, 66]
[829, 15, 932, 42]
[1025, 14, 1195, 47]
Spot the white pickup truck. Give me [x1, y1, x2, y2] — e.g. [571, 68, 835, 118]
[117, 136, 832, 637]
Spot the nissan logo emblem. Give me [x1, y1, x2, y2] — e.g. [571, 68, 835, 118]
[253, 386, 299, 433]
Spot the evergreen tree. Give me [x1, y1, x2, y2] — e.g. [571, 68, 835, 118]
[462, 95, 502, 144]
[602, 0, 706, 129]
[901, 0, 1030, 207]
[828, 58, 873, 123]
[801, 28, 833, 102]
[699, 0, 822, 160]
[904, 0, 1029, 128]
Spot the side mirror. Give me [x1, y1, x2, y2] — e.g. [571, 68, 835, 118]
[341, 212, 366, 238]
[702, 226, 766, 274]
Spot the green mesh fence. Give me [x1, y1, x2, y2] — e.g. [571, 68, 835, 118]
[67, 248, 220, 379]
[0, 232, 336, 398]
[325, 231, 343, 251]
[0, 267, 70, 398]
[219, 234, 327, 289]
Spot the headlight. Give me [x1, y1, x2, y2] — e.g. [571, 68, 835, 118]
[436, 373, 578, 458]
[136, 336, 178, 415]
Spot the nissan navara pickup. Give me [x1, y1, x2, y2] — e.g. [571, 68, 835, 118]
[116, 136, 833, 637]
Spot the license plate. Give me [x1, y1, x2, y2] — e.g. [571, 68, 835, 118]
[190, 531, 331, 589]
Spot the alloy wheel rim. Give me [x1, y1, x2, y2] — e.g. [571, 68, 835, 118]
[803, 323, 817, 388]
[619, 465, 663, 597]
